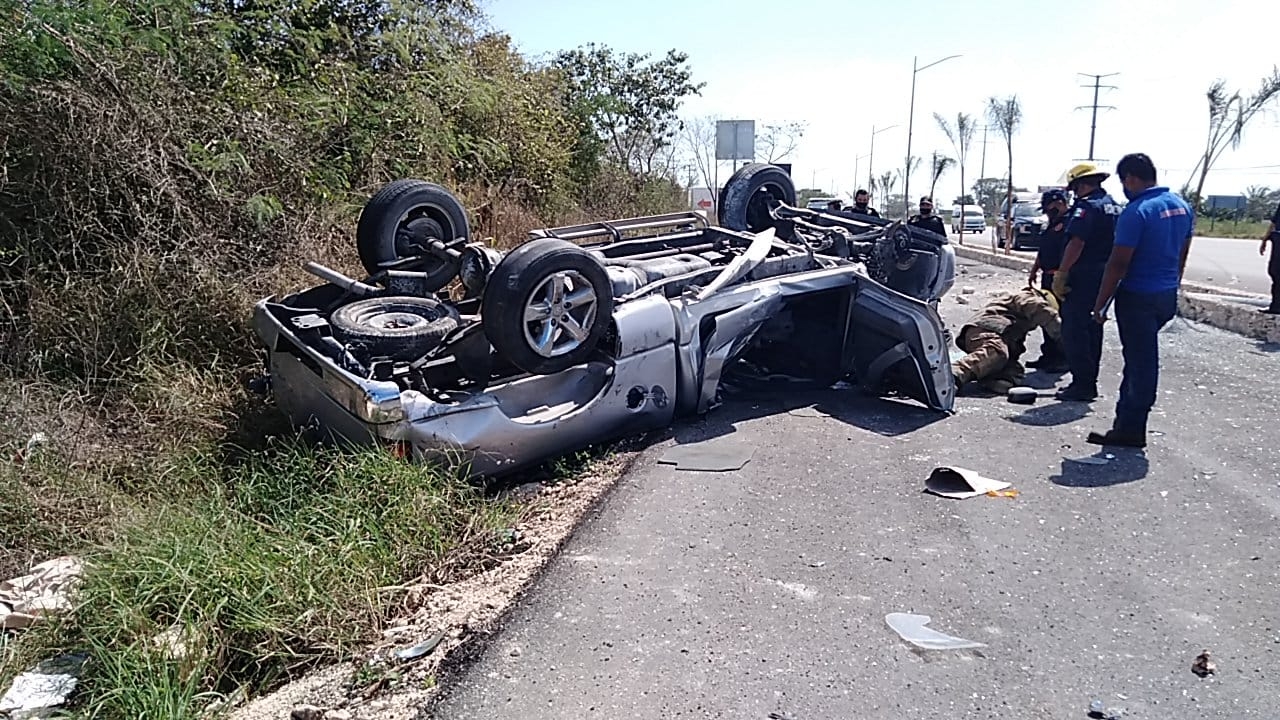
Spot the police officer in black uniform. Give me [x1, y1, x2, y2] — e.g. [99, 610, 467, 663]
[1052, 164, 1121, 401]
[850, 189, 881, 217]
[908, 196, 947, 236]
[1026, 189, 1070, 370]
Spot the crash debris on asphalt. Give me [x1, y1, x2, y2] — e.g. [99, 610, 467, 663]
[1192, 649, 1217, 677]
[657, 438, 754, 472]
[924, 466, 1014, 500]
[884, 612, 986, 651]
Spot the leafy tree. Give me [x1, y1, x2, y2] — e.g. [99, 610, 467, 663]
[935, 112, 976, 243]
[1187, 67, 1280, 206]
[797, 187, 831, 206]
[553, 44, 704, 182]
[972, 177, 1007, 216]
[986, 95, 1022, 252]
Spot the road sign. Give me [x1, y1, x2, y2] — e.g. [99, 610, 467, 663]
[689, 187, 714, 213]
[1206, 195, 1246, 211]
[715, 120, 755, 161]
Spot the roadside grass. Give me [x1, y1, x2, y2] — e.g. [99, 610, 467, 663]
[1195, 219, 1270, 239]
[1, 430, 519, 719]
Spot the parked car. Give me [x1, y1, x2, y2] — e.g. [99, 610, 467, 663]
[950, 205, 987, 235]
[998, 202, 1049, 250]
[805, 196, 841, 211]
[250, 164, 957, 477]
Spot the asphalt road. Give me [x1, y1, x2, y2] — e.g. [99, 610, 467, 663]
[428, 259, 1280, 719]
[949, 227, 1274, 296]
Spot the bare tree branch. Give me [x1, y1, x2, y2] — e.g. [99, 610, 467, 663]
[756, 121, 807, 163]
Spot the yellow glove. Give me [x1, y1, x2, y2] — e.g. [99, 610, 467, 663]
[1051, 269, 1070, 299]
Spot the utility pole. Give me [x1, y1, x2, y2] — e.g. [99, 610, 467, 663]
[1075, 73, 1119, 161]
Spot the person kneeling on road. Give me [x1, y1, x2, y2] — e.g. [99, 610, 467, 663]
[951, 286, 1063, 395]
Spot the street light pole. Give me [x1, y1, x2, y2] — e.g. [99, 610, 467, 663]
[867, 124, 899, 202]
[903, 53, 962, 217]
[853, 153, 871, 192]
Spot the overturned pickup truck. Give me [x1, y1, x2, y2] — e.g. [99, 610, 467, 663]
[250, 163, 957, 476]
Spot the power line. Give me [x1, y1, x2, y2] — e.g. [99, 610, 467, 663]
[1075, 72, 1119, 161]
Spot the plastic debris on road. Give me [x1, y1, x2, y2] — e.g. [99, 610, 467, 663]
[924, 466, 1014, 500]
[884, 612, 986, 650]
[658, 439, 754, 472]
[395, 630, 446, 661]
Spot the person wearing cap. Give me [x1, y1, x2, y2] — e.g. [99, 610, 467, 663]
[1026, 189, 1071, 371]
[1085, 153, 1194, 448]
[825, 199, 844, 213]
[908, 196, 947, 236]
[850, 189, 880, 217]
[1052, 163, 1122, 402]
[951, 285, 1063, 395]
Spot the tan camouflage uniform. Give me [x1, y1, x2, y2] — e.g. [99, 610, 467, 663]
[953, 288, 1063, 393]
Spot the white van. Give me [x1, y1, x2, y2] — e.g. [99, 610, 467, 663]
[950, 205, 986, 234]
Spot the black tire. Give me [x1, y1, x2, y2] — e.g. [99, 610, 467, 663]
[481, 238, 614, 375]
[330, 296, 461, 361]
[355, 179, 469, 290]
[718, 163, 796, 232]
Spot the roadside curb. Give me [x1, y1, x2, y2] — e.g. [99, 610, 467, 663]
[952, 244, 1280, 344]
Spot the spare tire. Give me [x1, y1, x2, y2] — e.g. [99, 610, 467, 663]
[355, 179, 469, 290]
[482, 239, 614, 375]
[718, 163, 797, 232]
[330, 296, 461, 361]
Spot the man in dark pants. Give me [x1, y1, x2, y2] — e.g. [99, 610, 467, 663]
[1260, 201, 1280, 314]
[908, 196, 947, 236]
[850, 189, 881, 217]
[1087, 153, 1194, 447]
[1026, 189, 1070, 370]
[1052, 163, 1121, 401]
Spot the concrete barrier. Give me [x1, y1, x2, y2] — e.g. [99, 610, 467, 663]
[951, 244, 1280, 344]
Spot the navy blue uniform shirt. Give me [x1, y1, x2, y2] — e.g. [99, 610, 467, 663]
[1037, 213, 1068, 272]
[1065, 188, 1121, 266]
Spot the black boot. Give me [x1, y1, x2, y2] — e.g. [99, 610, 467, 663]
[1086, 429, 1147, 448]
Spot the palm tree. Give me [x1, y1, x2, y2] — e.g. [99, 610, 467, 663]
[987, 95, 1023, 253]
[929, 151, 955, 199]
[934, 112, 976, 244]
[1188, 68, 1280, 207]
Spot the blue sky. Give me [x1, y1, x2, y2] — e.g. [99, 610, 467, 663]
[481, 0, 1280, 203]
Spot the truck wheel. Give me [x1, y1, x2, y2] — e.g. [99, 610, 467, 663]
[356, 179, 469, 291]
[719, 163, 796, 232]
[482, 239, 613, 375]
[330, 296, 461, 361]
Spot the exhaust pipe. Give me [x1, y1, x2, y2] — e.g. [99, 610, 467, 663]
[304, 261, 380, 297]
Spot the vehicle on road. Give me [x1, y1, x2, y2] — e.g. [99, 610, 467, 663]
[998, 202, 1050, 250]
[251, 165, 957, 477]
[951, 206, 987, 235]
[805, 196, 841, 211]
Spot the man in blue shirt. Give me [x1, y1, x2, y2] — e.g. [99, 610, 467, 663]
[1086, 153, 1194, 448]
[1051, 163, 1122, 401]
